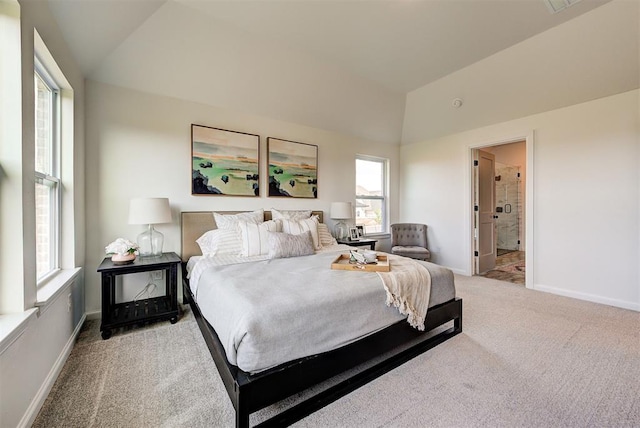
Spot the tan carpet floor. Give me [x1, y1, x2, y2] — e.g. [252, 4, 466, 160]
[33, 274, 639, 427]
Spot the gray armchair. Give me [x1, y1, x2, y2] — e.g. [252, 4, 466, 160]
[390, 223, 431, 261]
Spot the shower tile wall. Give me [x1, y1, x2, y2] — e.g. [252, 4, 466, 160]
[495, 163, 521, 251]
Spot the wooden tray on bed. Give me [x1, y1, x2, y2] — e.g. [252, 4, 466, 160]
[331, 253, 390, 272]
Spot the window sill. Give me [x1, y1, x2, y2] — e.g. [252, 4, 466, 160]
[0, 309, 38, 356]
[0, 268, 82, 355]
[36, 267, 82, 311]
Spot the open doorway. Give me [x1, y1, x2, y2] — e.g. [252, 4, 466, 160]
[472, 140, 526, 285]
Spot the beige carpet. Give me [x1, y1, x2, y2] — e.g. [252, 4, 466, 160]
[33, 275, 639, 427]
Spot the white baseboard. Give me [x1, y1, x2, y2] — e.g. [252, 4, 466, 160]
[534, 283, 640, 312]
[447, 267, 468, 276]
[85, 310, 101, 320]
[18, 314, 87, 428]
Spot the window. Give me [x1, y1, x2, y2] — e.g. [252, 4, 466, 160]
[355, 156, 388, 235]
[34, 63, 60, 281]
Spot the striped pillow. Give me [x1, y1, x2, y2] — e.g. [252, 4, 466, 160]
[270, 208, 312, 221]
[268, 231, 315, 259]
[317, 223, 337, 247]
[281, 216, 321, 250]
[213, 209, 264, 231]
[238, 220, 281, 257]
[196, 229, 242, 256]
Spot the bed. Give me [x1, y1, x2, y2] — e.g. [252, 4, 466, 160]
[181, 210, 462, 427]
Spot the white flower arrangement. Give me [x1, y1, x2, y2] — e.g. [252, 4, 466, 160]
[105, 238, 139, 256]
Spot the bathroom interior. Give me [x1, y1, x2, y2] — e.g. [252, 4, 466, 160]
[480, 141, 526, 285]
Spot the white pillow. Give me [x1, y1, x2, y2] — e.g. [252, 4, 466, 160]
[270, 208, 312, 221]
[196, 229, 242, 256]
[213, 209, 264, 231]
[281, 216, 321, 250]
[268, 230, 315, 259]
[317, 222, 338, 247]
[238, 220, 281, 257]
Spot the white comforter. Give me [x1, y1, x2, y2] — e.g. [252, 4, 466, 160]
[189, 246, 411, 373]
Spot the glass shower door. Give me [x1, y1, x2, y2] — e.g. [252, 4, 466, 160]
[495, 163, 520, 253]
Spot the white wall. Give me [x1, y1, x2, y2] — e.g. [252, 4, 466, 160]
[0, 278, 84, 428]
[85, 80, 400, 314]
[0, 0, 25, 313]
[400, 89, 639, 310]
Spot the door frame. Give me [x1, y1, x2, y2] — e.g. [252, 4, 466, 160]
[467, 131, 534, 289]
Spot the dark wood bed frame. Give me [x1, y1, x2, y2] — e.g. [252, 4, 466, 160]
[180, 211, 463, 427]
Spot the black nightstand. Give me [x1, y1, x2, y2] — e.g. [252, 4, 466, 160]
[337, 238, 377, 251]
[97, 252, 181, 340]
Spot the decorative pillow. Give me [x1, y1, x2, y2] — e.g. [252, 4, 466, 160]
[196, 228, 242, 256]
[238, 220, 281, 257]
[270, 208, 312, 221]
[317, 222, 338, 247]
[280, 216, 321, 250]
[268, 231, 315, 259]
[213, 209, 264, 231]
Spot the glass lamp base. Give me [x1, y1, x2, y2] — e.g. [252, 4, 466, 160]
[137, 225, 164, 257]
[334, 221, 348, 240]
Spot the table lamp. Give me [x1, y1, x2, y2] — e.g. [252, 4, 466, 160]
[128, 197, 172, 257]
[330, 202, 352, 240]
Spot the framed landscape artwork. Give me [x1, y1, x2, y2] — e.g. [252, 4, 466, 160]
[191, 124, 260, 196]
[267, 137, 318, 198]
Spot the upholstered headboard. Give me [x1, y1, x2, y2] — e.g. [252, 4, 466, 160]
[180, 210, 324, 262]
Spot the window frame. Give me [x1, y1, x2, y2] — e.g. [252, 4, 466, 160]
[34, 58, 61, 283]
[355, 155, 389, 235]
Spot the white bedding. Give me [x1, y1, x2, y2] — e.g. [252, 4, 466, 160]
[187, 244, 350, 297]
[187, 244, 454, 374]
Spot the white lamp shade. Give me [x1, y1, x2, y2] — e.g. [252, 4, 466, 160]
[128, 198, 172, 225]
[330, 202, 352, 219]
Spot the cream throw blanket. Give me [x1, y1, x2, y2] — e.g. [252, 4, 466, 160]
[377, 255, 432, 331]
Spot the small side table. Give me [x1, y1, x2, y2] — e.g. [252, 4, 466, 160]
[97, 252, 181, 340]
[337, 238, 377, 251]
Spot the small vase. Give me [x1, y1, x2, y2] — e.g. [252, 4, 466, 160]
[111, 253, 136, 265]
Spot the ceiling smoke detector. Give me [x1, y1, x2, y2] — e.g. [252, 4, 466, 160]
[452, 98, 463, 108]
[544, 0, 583, 14]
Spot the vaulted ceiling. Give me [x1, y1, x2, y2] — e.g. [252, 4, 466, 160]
[49, 0, 609, 93]
[46, 0, 636, 144]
